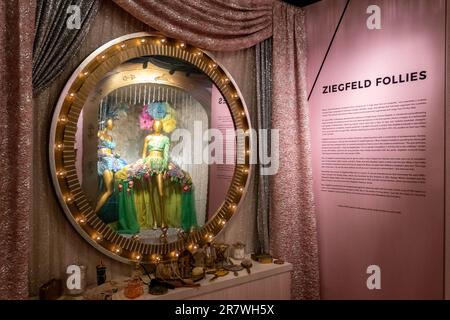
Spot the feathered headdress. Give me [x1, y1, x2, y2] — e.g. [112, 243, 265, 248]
[139, 101, 177, 133]
[98, 101, 129, 129]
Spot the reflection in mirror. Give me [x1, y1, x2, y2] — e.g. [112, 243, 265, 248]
[74, 56, 236, 244]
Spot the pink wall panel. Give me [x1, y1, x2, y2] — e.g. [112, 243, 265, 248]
[306, 0, 446, 299]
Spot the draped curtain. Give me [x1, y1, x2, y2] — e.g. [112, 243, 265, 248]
[33, 0, 99, 94]
[255, 38, 273, 254]
[0, 0, 36, 299]
[271, 1, 320, 299]
[112, 0, 273, 51]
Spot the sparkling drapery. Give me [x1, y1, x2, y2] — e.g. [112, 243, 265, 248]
[112, 0, 273, 51]
[255, 38, 272, 254]
[33, 0, 100, 94]
[270, 1, 320, 300]
[0, 0, 36, 299]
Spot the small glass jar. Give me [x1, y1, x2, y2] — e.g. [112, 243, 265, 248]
[124, 279, 144, 299]
[232, 242, 246, 260]
[204, 243, 216, 268]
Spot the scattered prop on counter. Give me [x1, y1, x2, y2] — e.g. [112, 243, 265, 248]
[251, 253, 273, 264]
[191, 266, 205, 282]
[241, 259, 253, 274]
[193, 250, 206, 267]
[124, 278, 144, 299]
[124, 266, 144, 299]
[214, 243, 230, 267]
[273, 259, 285, 265]
[96, 260, 107, 285]
[178, 249, 195, 279]
[224, 263, 243, 276]
[82, 280, 123, 300]
[39, 278, 63, 300]
[232, 242, 246, 260]
[163, 278, 200, 288]
[148, 279, 169, 295]
[99, 288, 116, 300]
[209, 269, 229, 282]
[204, 242, 216, 268]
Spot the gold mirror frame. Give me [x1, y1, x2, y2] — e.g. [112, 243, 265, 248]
[49, 32, 251, 264]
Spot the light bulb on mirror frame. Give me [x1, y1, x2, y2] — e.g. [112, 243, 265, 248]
[188, 243, 198, 252]
[57, 170, 66, 178]
[205, 233, 213, 242]
[151, 254, 161, 262]
[64, 194, 74, 203]
[58, 116, 68, 124]
[76, 215, 86, 225]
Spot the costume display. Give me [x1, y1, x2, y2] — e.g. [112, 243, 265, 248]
[95, 101, 197, 236]
[95, 117, 129, 227]
[97, 136, 127, 176]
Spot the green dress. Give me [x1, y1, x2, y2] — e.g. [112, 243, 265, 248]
[113, 134, 197, 233]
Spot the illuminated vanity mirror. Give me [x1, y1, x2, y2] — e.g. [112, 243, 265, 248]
[50, 33, 251, 264]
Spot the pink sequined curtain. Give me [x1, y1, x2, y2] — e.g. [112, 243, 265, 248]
[0, 0, 36, 299]
[270, 1, 320, 299]
[112, 0, 273, 51]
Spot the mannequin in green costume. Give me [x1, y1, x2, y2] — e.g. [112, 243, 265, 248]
[141, 119, 169, 228]
[113, 101, 197, 236]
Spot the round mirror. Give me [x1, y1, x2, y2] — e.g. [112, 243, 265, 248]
[50, 33, 251, 264]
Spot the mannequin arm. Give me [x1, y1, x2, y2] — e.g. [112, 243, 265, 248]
[142, 137, 149, 159]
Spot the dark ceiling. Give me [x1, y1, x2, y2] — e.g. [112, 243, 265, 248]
[283, 0, 322, 7]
